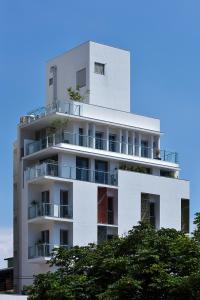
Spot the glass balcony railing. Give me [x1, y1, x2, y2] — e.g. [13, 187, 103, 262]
[26, 163, 118, 186]
[20, 100, 81, 125]
[26, 131, 178, 164]
[28, 243, 69, 259]
[28, 203, 73, 219]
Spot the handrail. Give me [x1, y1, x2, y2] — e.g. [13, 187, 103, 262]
[25, 130, 178, 163]
[28, 203, 73, 219]
[20, 100, 81, 125]
[26, 163, 118, 186]
[28, 243, 69, 259]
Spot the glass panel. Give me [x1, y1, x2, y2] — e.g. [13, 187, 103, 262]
[109, 134, 117, 152]
[95, 132, 104, 150]
[76, 68, 86, 88]
[60, 230, 68, 246]
[94, 62, 105, 75]
[141, 140, 149, 158]
[76, 157, 89, 181]
[95, 160, 108, 184]
[181, 199, 189, 233]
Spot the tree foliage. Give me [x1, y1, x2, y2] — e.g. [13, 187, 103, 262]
[24, 218, 200, 300]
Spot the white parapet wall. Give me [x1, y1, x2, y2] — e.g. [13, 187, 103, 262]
[0, 295, 27, 300]
[118, 170, 189, 235]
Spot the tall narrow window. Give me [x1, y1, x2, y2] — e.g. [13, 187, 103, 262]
[79, 128, 84, 146]
[60, 230, 68, 246]
[76, 68, 86, 88]
[94, 62, 105, 75]
[181, 199, 189, 233]
[41, 191, 50, 216]
[95, 132, 104, 150]
[60, 190, 69, 218]
[49, 77, 53, 86]
[107, 197, 114, 224]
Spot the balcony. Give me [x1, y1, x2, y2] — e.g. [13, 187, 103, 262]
[28, 203, 73, 220]
[28, 243, 68, 260]
[26, 163, 118, 186]
[20, 100, 81, 125]
[25, 131, 178, 164]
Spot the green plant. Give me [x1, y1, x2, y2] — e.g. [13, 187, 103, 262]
[67, 87, 89, 102]
[119, 164, 150, 174]
[47, 117, 69, 135]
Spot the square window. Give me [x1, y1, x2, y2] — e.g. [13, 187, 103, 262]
[76, 68, 86, 88]
[94, 62, 105, 75]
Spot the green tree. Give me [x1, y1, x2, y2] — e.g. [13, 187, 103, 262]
[24, 217, 200, 300]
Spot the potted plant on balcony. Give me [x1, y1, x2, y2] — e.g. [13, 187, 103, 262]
[67, 87, 89, 102]
[155, 149, 161, 160]
[31, 200, 38, 206]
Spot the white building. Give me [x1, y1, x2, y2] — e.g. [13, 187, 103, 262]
[13, 41, 190, 292]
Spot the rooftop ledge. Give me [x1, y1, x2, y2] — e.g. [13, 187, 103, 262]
[19, 99, 161, 134]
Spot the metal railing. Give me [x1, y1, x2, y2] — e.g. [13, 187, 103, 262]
[26, 163, 118, 186]
[25, 130, 178, 164]
[20, 100, 81, 125]
[28, 243, 69, 259]
[28, 203, 73, 219]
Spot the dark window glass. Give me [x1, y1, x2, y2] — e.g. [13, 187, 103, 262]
[76, 157, 89, 181]
[141, 140, 149, 158]
[95, 62, 105, 75]
[109, 134, 116, 152]
[60, 230, 68, 246]
[79, 128, 84, 146]
[60, 190, 69, 218]
[95, 160, 108, 184]
[49, 77, 53, 86]
[181, 199, 189, 233]
[76, 68, 86, 88]
[95, 132, 104, 150]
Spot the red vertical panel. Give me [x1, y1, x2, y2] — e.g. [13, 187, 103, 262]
[98, 187, 108, 224]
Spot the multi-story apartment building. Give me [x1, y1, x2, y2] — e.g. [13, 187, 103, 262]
[13, 41, 190, 292]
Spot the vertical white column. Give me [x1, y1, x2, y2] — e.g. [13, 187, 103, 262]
[92, 123, 96, 149]
[125, 130, 129, 154]
[158, 136, 160, 150]
[84, 122, 89, 147]
[106, 127, 109, 151]
[150, 135, 154, 159]
[138, 133, 141, 157]
[118, 129, 122, 153]
[132, 131, 135, 155]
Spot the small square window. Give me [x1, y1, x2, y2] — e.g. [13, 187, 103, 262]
[95, 62, 105, 75]
[76, 68, 86, 88]
[49, 77, 53, 86]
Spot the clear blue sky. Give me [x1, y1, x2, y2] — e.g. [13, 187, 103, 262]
[1, 0, 200, 231]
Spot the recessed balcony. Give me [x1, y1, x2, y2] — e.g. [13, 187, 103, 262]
[25, 163, 118, 186]
[28, 243, 68, 261]
[25, 131, 178, 164]
[28, 203, 73, 221]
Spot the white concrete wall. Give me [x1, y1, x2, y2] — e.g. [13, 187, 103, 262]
[46, 42, 90, 105]
[73, 181, 97, 245]
[80, 102, 160, 132]
[89, 41, 130, 112]
[118, 170, 190, 236]
[46, 41, 131, 112]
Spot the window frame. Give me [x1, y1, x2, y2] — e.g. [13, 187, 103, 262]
[94, 62, 105, 75]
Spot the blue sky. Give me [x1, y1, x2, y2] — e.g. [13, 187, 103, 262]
[1, 0, 200, 266]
